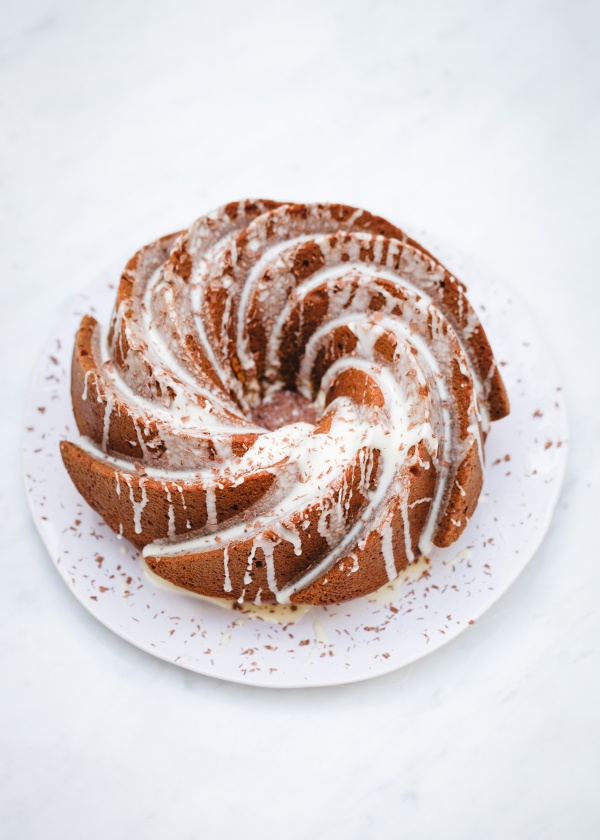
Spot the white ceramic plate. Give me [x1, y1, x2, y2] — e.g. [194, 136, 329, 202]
[23, 235, 568, 687]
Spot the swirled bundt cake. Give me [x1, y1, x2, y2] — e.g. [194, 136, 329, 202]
[60, 200, 509, 606]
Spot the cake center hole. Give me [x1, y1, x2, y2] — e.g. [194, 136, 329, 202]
[251, 390, 319, 431]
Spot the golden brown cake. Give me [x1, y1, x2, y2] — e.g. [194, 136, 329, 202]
[60, 200, 509, 605]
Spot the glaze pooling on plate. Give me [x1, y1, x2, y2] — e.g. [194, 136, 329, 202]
[59, 202, 509, 606]
[23, 235, 567, 687]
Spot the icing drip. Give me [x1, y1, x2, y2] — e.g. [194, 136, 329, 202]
[82, 369, 95, 401]
[260, 538, 279, 596]
[122, 473, 148, 534]
[133, 420, 151, 460]
[223, 545, 232, 593]
[380, 521, 396, 582]
[205, 483, 217, 528]
[165, 485, 176, 538]
[101, 392, 114, 452]
[400, 494, 414, 564]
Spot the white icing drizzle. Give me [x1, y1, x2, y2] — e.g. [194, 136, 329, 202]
[400, 494, 415, 564]
[122, 473, 148, 534]
[82, 369, 95, 401]
[409, 496, 432, 508]
[133, 419, 151, 459]
[204, 483, 217, 528]
[165, 485, 176, 538]
[259, 538, 279, 595]
[380, 520, 396, 582]
[274, 522, 302, 556]
[174, 484, 187, 509]
[244, 544, 256, 586]
[101, 392, 114, 452]
[223, 545, 232, 592]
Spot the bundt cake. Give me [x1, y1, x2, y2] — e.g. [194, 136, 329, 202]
[60, 200, 510, 606]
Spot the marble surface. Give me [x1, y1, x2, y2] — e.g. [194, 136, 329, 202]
[2, 0, 599, 837]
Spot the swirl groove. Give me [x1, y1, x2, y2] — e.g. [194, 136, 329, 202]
[61, 200, 509, 605]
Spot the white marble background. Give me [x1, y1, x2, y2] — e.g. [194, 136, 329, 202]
[2, 0, 599, 837]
